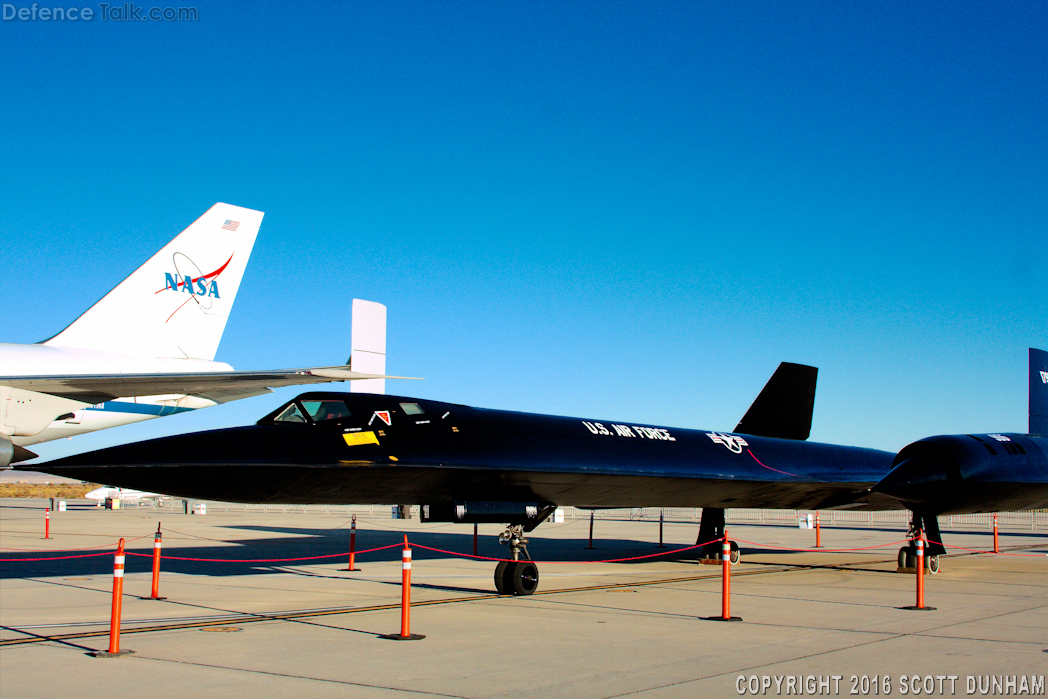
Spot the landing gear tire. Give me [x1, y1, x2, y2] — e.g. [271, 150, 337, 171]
[510, 561, 539, 596]
[729, 541, 741, 565]
[897, 547, 938, 573]
[494, 561, 540, 596]
[494, 560, 510, 595]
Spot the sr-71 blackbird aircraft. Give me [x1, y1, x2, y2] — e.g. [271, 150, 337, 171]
[29, 349, 1048, 596]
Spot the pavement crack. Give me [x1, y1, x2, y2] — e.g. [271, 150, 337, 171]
[125, 654, 474, 698]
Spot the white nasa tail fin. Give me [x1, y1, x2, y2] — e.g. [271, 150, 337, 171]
[350, 299, 387, 394]
[43, 203, 263, 361]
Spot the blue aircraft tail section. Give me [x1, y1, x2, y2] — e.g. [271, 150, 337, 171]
[1031, 348, 1048, 435]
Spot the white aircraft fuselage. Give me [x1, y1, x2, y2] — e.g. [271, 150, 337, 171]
[1, 343, 231, 447]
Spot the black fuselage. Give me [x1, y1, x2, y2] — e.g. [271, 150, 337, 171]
[40, 392, 903, 510]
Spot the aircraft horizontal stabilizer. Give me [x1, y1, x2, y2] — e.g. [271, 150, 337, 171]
[734, 362, 818, 441]
[1, 368, 421, 405]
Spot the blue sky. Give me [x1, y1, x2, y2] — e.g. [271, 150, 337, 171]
[2, 1, 1045, 463]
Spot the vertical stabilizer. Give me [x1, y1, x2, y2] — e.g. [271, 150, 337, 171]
[1030, 348, 1048, 435]
[734, 362, 818, 440]
[43, 203, 263, 361]
[350, 299, 387, 394]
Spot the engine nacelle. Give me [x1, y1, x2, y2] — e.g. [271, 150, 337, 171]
[1, 434, 40, 468]
[874, 433, 1048, 515]
[0, 435, 13, 468]
[421, 501, 551, 527]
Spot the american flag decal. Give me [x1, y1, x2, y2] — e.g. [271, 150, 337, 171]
[221, 219, 241, 231]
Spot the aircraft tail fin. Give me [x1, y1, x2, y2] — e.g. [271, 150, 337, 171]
[1030, 348, 1048, 435]
[734, 362, 818, 440]
[42, 203, 263, 361]
[350, 299, 387, 394]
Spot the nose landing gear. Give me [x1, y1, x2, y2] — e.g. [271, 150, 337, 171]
[495, 559, 540, 595]
[494, 524, 540, 595]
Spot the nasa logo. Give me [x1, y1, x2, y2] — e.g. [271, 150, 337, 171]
[1041, 370, 1048, 384]
[706, 432, 749, 454]
[156, 253, 234, 302]
[988, 434, 1012, 442]
[155, 252, 235, 323]
[164, 273, 221, 298]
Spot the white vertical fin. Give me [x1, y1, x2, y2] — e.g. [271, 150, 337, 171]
[350, 299, 387, 394]
[43, 203, 263, 361]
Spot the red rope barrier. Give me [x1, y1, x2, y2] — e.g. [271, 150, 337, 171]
[410, 538, 724, 564]
[161, 519, 360, 544]
[0, 550, 116, 562]
[124, 541, 404, 563]
[729, 537, 912, 553]
[155, 526, 244, 543]
[6, 527, 1043, 567]
[1, 533, 150, 553]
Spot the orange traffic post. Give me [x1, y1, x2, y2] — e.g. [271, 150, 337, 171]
[91, 538, 135, 657]
[708, 531, 742, 621]
[346, 515, 360, 571]
[993, 513, 1000, 554]
[916, 537, 925, 608]
[380, 535, 424, 640]
[44, 508, 50, 539]
[142, 523, 167, 600]
[814, 511, 823, 548]
[901, 531, 936, 612]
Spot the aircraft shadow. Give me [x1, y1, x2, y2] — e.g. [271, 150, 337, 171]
[4, 516, 1043, 581]
[1, 525, 719, 580]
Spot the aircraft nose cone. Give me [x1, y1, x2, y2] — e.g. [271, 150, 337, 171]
[872, 456, 951, 505]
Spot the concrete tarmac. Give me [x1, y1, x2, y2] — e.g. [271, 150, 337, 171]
[2, 499, 1046, 698]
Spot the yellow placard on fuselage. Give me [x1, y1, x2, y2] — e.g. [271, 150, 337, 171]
[343, 431, 380, 447]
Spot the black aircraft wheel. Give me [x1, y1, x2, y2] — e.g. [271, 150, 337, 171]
[928, 555, 940, 575]
[898, 547, 916, 569]
[729, 541, 741, 565]
[510, 561, 540, 596]
[494, 561, 510, 595]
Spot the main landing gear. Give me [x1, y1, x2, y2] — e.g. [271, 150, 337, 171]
[494, 525, 540, 595]
[697, 507, 740, 564]
[897, 546, 940, 574]
[897, 512, 945, 574]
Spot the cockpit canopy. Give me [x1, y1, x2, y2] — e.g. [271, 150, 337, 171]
[272, 398, 351, 424]
[258, 392, 429, 426]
